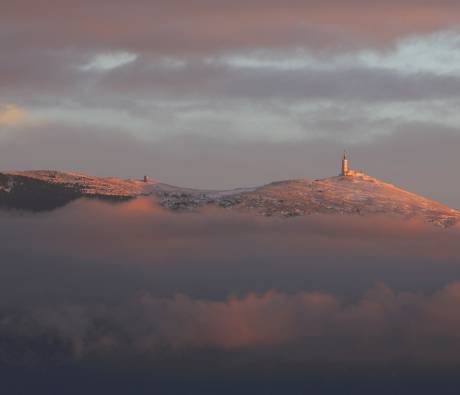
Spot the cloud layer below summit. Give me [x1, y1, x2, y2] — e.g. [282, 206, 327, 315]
[1, 201, 460, 371]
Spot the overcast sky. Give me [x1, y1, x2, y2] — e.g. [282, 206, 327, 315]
[1, 1, 460, 206]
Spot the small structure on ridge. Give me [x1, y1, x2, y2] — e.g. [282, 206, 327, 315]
[341, 151, 351, 176]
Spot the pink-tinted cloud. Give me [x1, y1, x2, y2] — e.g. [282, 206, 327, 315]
[1, 199, 460, 374]
[2, 1, 459, 54]
[11, 281, 460, 366]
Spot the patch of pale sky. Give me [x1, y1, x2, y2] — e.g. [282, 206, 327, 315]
[79, 53, 187, 73]
[213, 30, 460, 76]
[20, 94, 460, 144]
[285, 98, 460, 141]
[173, 103, 306, 142]
[367, 98, 460, 127]
[79, 52, 138, 71]
[29, 106, 153, 136]
[147, 57, 187, 70]
[358, 30, 460, 76]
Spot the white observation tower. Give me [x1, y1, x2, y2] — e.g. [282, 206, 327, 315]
[341, 151, 350, 176]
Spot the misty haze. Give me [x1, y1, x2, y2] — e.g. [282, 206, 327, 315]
[2, 1, 460, 394]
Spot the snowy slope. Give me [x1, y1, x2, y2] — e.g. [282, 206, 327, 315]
[231, 173, 460, 227]
[1, 170, 459, 227]
[151, 172, 460, 227]
[7, 170, 155, 196]
[0, 170, 155, 211]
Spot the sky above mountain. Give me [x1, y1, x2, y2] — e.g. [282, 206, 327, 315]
[1, 1, 460, 206]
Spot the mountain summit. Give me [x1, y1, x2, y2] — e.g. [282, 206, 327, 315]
[0, 169, 459, 227]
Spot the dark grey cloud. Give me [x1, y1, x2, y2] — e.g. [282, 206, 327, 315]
[96, 60, 460, 102]
[1, 0, 459, 55]
[2, 0, 460, 111]
[0, 49, 94, 103]
[4, 49, 460, 104]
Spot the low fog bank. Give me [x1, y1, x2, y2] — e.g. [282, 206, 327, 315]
[0, 198, 458, 305]
[1, 198, 460, 372]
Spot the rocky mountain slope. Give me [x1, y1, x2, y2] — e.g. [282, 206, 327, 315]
[1, 170, 459, 227]
[0, 171, 151, 211]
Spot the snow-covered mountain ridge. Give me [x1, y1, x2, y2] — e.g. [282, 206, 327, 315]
[1, 170, 459, 227]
